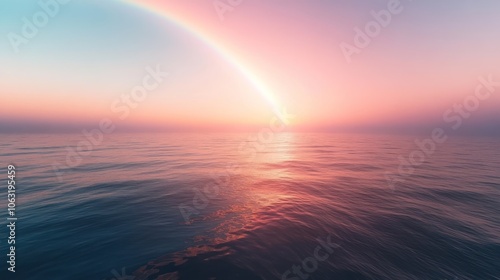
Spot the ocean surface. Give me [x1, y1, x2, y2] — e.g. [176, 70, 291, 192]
[0, 133, 499, 280]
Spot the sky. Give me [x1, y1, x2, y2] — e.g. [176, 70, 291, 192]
[1, 0, 499, 133]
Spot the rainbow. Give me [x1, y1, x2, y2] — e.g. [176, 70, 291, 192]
[119, 0, 287, 124]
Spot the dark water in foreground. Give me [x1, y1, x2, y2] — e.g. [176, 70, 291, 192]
[0, 133, 499, 280]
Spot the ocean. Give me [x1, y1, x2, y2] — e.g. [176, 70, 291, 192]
[0, 133, 499, 280]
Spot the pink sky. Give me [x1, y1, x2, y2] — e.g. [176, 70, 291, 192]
[1, 0, 499, 133]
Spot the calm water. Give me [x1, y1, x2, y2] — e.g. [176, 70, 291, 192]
[0, 133, 499, 280]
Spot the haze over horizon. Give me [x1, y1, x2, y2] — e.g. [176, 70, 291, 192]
[2, 2, 500, 280]
[1, 0, 500, 134]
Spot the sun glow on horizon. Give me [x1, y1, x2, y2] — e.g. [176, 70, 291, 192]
[2, 1, 500, 133]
